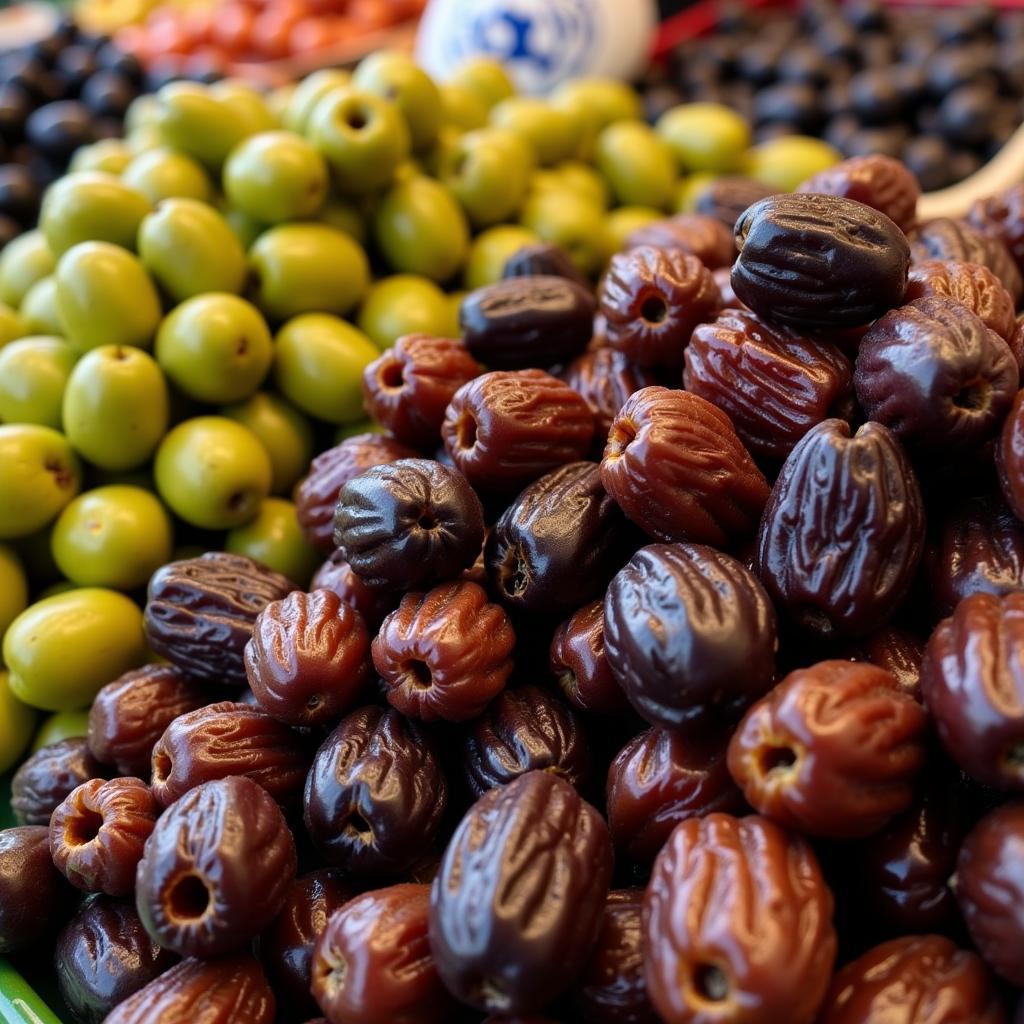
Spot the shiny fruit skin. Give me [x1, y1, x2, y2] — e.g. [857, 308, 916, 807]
[33, 709, 90, 751]
[0, 230, 54, 307]
[357, 274, 458, 350]
[226, 497, 321, 587]
[353, 49, 442, 153]
[0, 670, 35, 775]
[463, 225, 542, 290]
[0, 544, 28, 646]
[656, 103, 751, 174]
[0, 423, 81, 539]
[0, 826, 72, 955]
[19, 276, 63, 337]
[0, 335, 76, 428]
[122, 147, 213, 205]
[39, 171, 151, 256]
[152, 82, 255, 170]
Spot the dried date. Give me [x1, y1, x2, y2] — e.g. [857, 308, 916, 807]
[967, 182, 1024, 275]
[311, 550, 396, 632]
[625, 213, 736, 269]
[503, 242, 591, 287]
[694, 176, 779, 231]
[562, 346, 659, 444]
[998, 389, 1024, 521]
[11, 738, 106, 826]
[0, 826, 72, 954]
[906, 259, 1016, 342]
[912, 217, 1023, 302]
[549, 600, 629, 715]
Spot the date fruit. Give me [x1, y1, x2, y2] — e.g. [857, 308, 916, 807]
[549, 600, 630, 715]
[998, 389, 1024, 521]
[968, 182, 1024, 275]
[503, 242, 590, 287]
[912, 217, 1023, 303]
[0, 826, 71, 954]
[562, 346, 659, 444]
[694, 177, 778, 231]
[311, 551, 396, 633]
[626, 214, 736, 269]
[11, 738, 106, 826]
[906, 259, 1016, 343]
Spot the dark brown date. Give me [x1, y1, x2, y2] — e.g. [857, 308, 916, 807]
[11, 738, 106, 826]
[756, 419, 925, 638]
[685, 309, 854, 461]
[150, 700, 309, 807]
[144, 552, 297, 688]
[605, 728, 745, 864]
[460, 275, 596, 370]
[55, 897, 177, 1024]
[604, 543, 777, 730]
[549, 600, 629, 715]
[260, 870, 356, 1018]
[839, 625, 927, 702]
[245, 588, 371, 727]
[854, 296, 1018, 455]
[441, 369, 595, 494]
[625, 213, 736, 269]
[0, 826, 72, 954]
[311, 883, 456, 1024]
[310, 551, 396, 633]
[372, 581, 516, 722]
[49, 777, 158, 895]
[732, 193, 910, 329]
[88, 665, 207, 777]
[920, 592, 1024, 790]
[303, 706, 447, 875]
[599, 246, 722, 369]
[644, 813, 836, 1024]
[135, 776, 297, 958]
[295, 434, 419, 553]
[485, 461, 627, 616]
[104, 954, 275, 1024]
[906, 259, 1017, 343]
[727, 660, 927, 838]
[998, 389, 1024, 521]
[968, 182, 1024, 276]
[912, 217, 1023, 302]
[503, 242, 591, 287]
[361, 335, 483, 447]
[819, 935, 1005, 1023]
[429, 771, 613, 1014]
[1011, 316, 1024, 371]
[694, 176, 778, 231]
[601, 386, 769, 547]
[463, 683, 591, 797]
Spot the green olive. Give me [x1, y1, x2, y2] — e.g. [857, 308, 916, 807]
[656, 103, 751, 174]
[742, 135, 841, 191]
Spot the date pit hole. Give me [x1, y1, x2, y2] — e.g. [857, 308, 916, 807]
[694, 963, 730, 1003]
[345, 811, 374, 844]
[306, 693, 323, 711]
[167, 874, 212, 920]
[953, 378, 991, 413]
[342, 107, 368, 130]
[557, 669, 580, 703]
[758, 745, 797, 777]
[316, 951, 347, 996]
[1002, 742, 1024, 775]
[379, 360, 404, 390]
[500, 548, 530, 598]
[417, 509, 437, 530]
[404, 659, 433, 690]
[152, 751, 172, 783]
[606, 418, 637, 460]
[641, 294, 669, 324]
[456, 411, 478, 451]
[65, 807, 103, 847]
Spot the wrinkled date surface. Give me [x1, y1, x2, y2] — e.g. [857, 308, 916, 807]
[601, 386, 769, 547]
[842, 625, 927, 702]
[303, 706, 447, 875]
[295, 434, 419, 553]
[503, 242, 591, 286]
[644, 813, 836, 1024]
[694, 176, 778, 231]
[11, 738, 106, 826]
[55, 898, 178, 1024]
[921, 592, 1024, 790]
[150, 701, 309, 808]
[361, 335, 483, 447]
[854, 296, 1018, 454]
[685, 309, 854, 461]
[245, 588, 372, 727]
[626, 214, 736, 269]
[88, 665, 206, 777]
[604, 543, 777, 731]
[485, 461, 628, 616]
[756, 419, 925, 638]
[103, 954, 275, 1024]
[727, 661, 927, 838]
[906, 259, 1017, 342]
[732, 193, 910, 329]
[311, 551, 396, 633]
[462, 683, 591, 797]
[429, 771, 613, 1014]
[144, 552, 296, 687]
[606, 728, 745, 864]
[441, 369, 595, 494]
[311, 884, 456, 1024]
[549, 600, 629, 715]
[334, 458, 485, 591]
[968, 182, 1024, 275]
[599, 246, 722, 369]
[562, 346, 660, 444]
[460, 275, 596, 370]
[819, 935, 1005, 1024]
[0, 826, 71, 954]
[372, 581, 515, 722]
[135, 776, 297, 958]
[998, 389, 1024, 521]
[49, 777, 158, 895]
[912, 217, 1023, 302]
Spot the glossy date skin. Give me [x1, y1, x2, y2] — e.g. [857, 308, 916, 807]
[604, 543, 777, 731]
[0, 826, 72, 954]
[429, 771, 613, 1015]
[549, 600, 630, 715]
[643, 813, 837, 1024]
[310, 551, 396, 633]
[11, 738, 106, 826]
[756, 419, 925, 638]
[694, 177, 778, 231]
[562, 347, 660, 445]
[503, 242, 591, 287]
[968, 182, 1024, 276]
[727, 661, 927, 838]
[819, 935, 1006, 1024]
[911, 217, 1023, 302]
[135, 776, 297, 959]
[626, 214, 736, 270]
[144, 552, 297, 688]
[55, 897, 178, 1024]
[998, 389, 1024, 521]
[905, 260, 1017, 343]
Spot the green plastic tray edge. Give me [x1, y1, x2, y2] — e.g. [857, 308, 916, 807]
[0, 961, 63, 1024]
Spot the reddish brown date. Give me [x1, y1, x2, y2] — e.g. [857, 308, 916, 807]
[840, 625, 927, 702]
[135, 776, 297, 958]
[103, 954, 275, 1024]
[503, 242, 590, 286]
[49, 777, 158, 895]
[685, 309, 854, 461]
[998, 389, 1024, 521]
[601, 386, 769, 547]
[644, 813, 836, 1024]
[144, 552, 297, 688]
[756, 419, 925, 638]
[920, 592, 1024, 790]
[429, 771, 613, 1014]
[55, 897, 177, 1024]
[11, 738, 106, 826]
[906, 259, 1017, 342]
[372, 581, 515, 722]
[549, 600, 630, 715]
[303, 706, 447, 875]
[311, 884, 456, 1024]
[605, 728, 745, 864]
[150, 700, 309, 807]
[441, 369, 595, 494]
[819, 935, 1006, 1023]
[361, 334, 483, 447]
[0, 826, 72, 954]
[727, 661, 927, 838]
[311, 551, 396, 633]
[694, 176, 778, 231]
[599, 246, 722, 369]
[295, 434, 419, 552]
[88, 665, 206, 777]
[245, 589, 371, 727]
[912, 217, 1023, 302]
[625, 214, 736, 269]
[968, 182, 1024, 276]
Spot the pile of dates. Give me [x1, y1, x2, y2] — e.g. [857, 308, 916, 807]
[11, 152, 1024, 1024]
